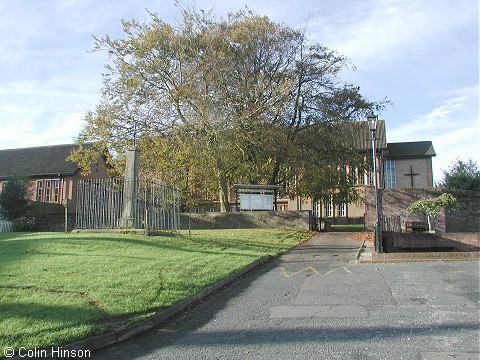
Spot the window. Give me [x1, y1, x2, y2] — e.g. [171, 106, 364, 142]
[383, 159, 396, 189]
[52, 180, 60, 202]
[312, 201, 321, 219]
[359, 166, 365, 185]
[369, 168, 375, 186]
[45, 180, 51, 202]
[36, 179, 63, 203]
[36, 181, 43, 201]
[324, 197, 333, 217]
[337, 203, 346, 217]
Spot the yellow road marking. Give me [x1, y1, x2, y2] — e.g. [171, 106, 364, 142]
[324, 268, 337, 276]
[279, 266, 353, 278]
[279, 266, 320, 278]
[321, 266, 353, 276]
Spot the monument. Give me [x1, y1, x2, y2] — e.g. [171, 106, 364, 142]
[118, 149, 139, 228]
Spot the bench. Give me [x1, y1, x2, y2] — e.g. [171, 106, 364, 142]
[405, 221, 427, 232]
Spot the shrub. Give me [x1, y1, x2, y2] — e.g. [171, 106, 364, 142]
[0, 176, 31, 221]
[406, 193, 456, 232]
[12, 216, 36, 231]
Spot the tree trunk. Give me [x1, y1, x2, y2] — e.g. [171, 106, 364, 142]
[216, 158, 230, 212]
[269, 156, 283, 185]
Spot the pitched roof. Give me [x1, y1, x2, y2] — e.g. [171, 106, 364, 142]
[385, 141, 436, 159]
[0, 143, 87, 179]
[350, 120, 387, 151]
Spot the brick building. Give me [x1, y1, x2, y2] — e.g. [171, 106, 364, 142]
[383, 141, 435, 189]
[282, 120, 436, 226]
[0, 143, 109, 213]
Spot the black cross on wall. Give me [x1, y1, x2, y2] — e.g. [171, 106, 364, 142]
[404, 165, 419, 188]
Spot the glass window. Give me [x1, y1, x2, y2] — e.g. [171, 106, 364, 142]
[53, 180, 60, 202]
[45, 180, 51, 202]
[324, 197, 333, 217]
[383, 159, 396, 189]
[36, 181, 43, 202]
[359, 166, 365, 185]
[338, 203, 346, 217]
[312, 201, 319, 219]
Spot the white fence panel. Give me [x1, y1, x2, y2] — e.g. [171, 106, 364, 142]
[0, 220, 13, 232]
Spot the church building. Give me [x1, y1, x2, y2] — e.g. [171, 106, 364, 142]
[383, 141, 435, 189]
[280, 120, 436, 226]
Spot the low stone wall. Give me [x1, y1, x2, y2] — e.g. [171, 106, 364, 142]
[383, 232, 480, 252]
[180, 211, 312, 230]
[321, 217, 365, 225]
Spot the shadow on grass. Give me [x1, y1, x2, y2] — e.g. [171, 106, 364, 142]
[0, 230, 306, 260]
[75, 232, 298, 259]
[0, 295, 108, 349]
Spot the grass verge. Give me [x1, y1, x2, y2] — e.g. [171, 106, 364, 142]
[0, 229, 310, 352]
[331, 224, 365, 232]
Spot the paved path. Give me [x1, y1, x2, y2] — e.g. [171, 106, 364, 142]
[93, 233, 479, 360]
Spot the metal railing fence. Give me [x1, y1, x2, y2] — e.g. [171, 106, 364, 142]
[381, 215, 401, 233]
[76, 178, 180, 231]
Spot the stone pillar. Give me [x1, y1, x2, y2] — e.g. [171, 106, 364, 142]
[118, 149, 139, 228]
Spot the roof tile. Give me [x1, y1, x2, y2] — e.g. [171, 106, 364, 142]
[385, 141, 436, 158]
[0, 143, 87, 179]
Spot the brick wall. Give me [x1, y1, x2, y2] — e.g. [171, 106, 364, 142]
[180, 211, 312, 230]
[365, 188, 480, 233]
[383, 232, 479, 252]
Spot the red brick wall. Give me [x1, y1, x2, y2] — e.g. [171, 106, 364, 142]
[385, 232, 480, 252]
[365, 188, 480, 233]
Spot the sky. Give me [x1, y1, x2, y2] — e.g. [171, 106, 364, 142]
[0, 0, 478, 182]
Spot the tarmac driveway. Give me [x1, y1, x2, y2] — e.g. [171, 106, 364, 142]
[93, 233, 479, 360]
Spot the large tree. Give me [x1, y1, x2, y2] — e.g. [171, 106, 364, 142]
[438, 158, 480, 191]
[73, 5, 384, 211]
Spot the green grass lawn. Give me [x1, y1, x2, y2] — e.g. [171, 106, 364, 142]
[0, 229, 310, 352]
[331, 224, 365, 232]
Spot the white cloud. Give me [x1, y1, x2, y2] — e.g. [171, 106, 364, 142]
[0, 0, 477, 185]
[388, 86, 479, 182]
[389, 86, 478, 136]
[0, 79, 96, 149]
[309, 0, 477, 67]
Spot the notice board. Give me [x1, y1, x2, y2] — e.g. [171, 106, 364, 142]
[239, 193, 274, 211]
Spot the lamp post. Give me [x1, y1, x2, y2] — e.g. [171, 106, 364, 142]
[367, 111, 383, 253]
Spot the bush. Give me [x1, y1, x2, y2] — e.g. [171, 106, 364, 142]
[12, 217, 36, 231]
[0, 176, 31, 221]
